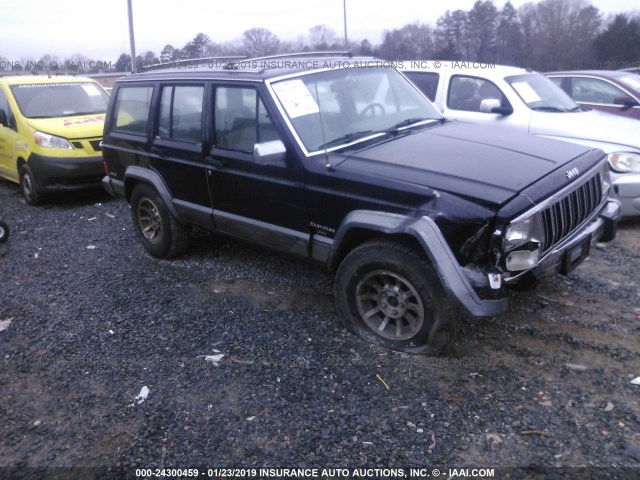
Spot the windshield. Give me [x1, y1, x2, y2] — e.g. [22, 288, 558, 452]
[506, 73, 579, 111]
[619, 74, 640, 93]
[270, 67, 442, 153]
[10, 82, 109, 118]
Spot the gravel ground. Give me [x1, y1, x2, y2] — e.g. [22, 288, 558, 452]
[0, 179, 639, 479]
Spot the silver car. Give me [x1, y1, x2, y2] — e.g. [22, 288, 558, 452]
[401, 62, 640, 217]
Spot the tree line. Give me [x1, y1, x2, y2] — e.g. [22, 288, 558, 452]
[2, 0, 639, 73]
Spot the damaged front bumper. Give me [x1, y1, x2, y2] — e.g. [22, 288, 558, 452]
[503, 198, 620, 284]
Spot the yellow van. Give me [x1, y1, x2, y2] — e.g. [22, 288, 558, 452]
[0, 75, 109, 205]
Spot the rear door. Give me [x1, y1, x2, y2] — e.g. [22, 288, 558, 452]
[149, 83, 212, 227]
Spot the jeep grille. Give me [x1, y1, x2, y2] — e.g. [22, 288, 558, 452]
[540, 173, 602, 253]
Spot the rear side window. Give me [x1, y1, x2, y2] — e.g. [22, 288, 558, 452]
[158, 85, 204, 142]
[404, 71, 439, 101]
[113, 86, 153, 135]
[571, 77, 627, 105]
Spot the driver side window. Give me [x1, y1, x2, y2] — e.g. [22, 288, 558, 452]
[449, 76, 510, 113]
[0, 88, 17, 130]
[214, 87, 280, 153]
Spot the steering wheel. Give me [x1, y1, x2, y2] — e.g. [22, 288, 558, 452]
[359, 103, 386, 118]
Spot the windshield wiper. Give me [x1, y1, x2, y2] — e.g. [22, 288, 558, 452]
[531, 106, 571, 112]
[382, 117, 436, 134]
[319, 130, 375, 149]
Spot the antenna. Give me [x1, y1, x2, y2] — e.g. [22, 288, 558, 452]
[312, 82, 332, 170]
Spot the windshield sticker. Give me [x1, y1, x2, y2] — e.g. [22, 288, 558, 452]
[82, 84, 102, 97]
[14, 83, 83, 89]
[63, 114, 105, 127]
[272, 79, 319, 119]
[511, 81, 541, 103]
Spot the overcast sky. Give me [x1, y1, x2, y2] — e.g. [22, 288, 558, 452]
[1, 0, 638, 62]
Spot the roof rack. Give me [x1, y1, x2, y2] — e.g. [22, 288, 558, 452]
[139, 56, 247, 72]
[221, 50, 354, 70]
[246, 51, 353, 62]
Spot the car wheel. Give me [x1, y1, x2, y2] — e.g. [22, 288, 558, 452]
[335, 239, 456, 354]
[130, 183, 191, 258]
[0, 221, 9, 243]
[19, 164, 44, 206]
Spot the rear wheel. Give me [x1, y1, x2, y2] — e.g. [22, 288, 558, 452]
[130, 183, 191, 258]
[335, 239, 456, 354]
[0, 221, 9, 243]
[19, 164, 44, 206]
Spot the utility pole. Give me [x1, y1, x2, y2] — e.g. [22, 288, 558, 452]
[343, 0, 349, 49]
[127, 0, 137, 73]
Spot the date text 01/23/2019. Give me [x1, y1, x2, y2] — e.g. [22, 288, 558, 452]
[134, 467, 497, 478]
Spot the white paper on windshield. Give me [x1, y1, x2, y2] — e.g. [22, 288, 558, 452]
[511, 81, 541, 104]
[272, 79, 319, 119]
[82, 84, 102, 97]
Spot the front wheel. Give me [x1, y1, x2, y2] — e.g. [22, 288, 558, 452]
[0, 221, 9, 243]
[19, 164, 44, 206]
[130, 183, 191, 258]
[335, 239, 456, 354]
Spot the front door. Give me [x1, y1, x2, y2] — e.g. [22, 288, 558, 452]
[0, 87, 21, 182]
[207, 85, 309, 256]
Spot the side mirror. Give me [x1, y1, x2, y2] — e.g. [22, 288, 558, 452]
[0, 109, 7, 127]
[253, 140, 286, 166]
[479, 98, 513, 116]
[613, 96, 639, 111]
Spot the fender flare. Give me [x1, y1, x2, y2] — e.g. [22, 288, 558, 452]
[330, 210, 506, 318]
[124, 166, 181, 220]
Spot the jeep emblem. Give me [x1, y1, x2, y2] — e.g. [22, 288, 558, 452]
[566, 167, 580, 179]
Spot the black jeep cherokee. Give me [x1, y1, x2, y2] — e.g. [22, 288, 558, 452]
[101, 55, 620, 353]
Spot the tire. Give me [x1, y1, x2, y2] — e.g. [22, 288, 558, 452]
[130, 183, 191, 258]
[19, 163, 44, 206]
[0, 221, 9, 243]
[334, 239, 457, 354]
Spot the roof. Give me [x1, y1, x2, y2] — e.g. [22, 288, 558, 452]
[545, 69, 638, 79]
[119, 53, 378, 83]
[0, 74, 97, 85]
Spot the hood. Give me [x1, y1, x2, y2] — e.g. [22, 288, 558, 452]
[530, 109, 640, 153]
[26, 113, 106, 139]
[335, 122, 598, 206]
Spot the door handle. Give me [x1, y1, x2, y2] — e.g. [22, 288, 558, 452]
[206, 157, 227, 168]
[150, 146, 169, 156]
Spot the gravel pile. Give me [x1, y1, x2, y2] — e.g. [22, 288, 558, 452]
[0, 180, 639, 478]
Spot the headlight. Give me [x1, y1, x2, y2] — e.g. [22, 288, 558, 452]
[34, 131, 73, 150]
[607, 152, 640, 173]
[504, 216, 542, 251]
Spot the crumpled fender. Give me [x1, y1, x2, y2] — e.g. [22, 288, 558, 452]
[330, 210, 507, 317]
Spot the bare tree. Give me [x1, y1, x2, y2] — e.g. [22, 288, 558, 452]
[65, 53, 90, 72]
[593, 13, 640, 64]
[308, 25, 338, 50]
[434, 10, 469, 59]
[378, 22, 434, 60]
[495, 2, 524, 65]
[466, 0, 499, 62]
[183, 33, 212, 59]
[519, 0, 602, 70]
[242, 28, 280, 57]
